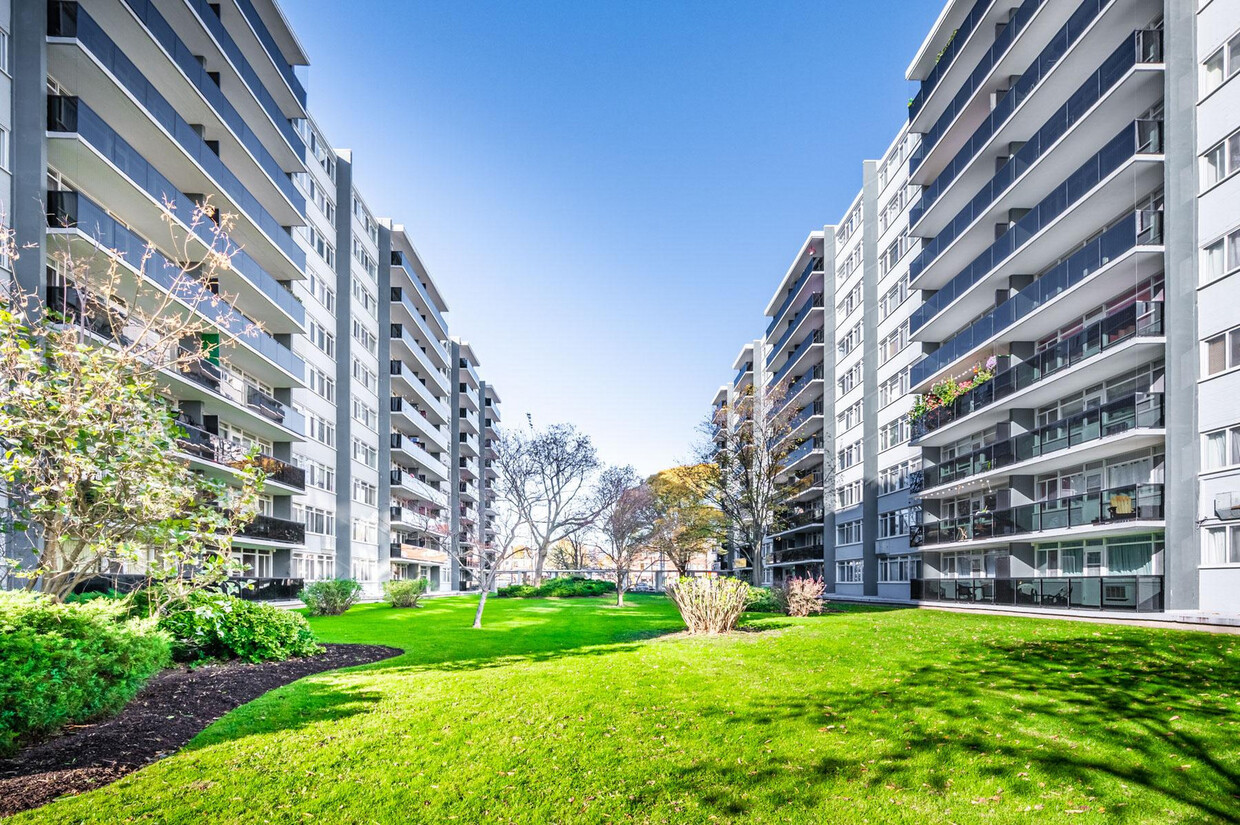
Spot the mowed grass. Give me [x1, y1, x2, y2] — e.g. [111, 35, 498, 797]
[14, 596, 1240, 824]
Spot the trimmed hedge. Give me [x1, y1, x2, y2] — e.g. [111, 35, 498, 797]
[497, 577, 617, 599]
[383, 578, 430, 608]
[0, 592, 171, 755]
[158, 592, 322, 664]
[745, 587, 783, 613]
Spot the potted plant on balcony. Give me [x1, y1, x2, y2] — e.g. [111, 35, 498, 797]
[909, 356, 1000, 424]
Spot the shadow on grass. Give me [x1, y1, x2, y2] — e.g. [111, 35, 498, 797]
[669, 633, 1240, 822]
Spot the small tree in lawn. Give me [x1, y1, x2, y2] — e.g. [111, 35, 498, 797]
[594, 467, 657, 607]
[0, 201, 266, 607]
[695, 382, 813, 585]
[456, 504, 523, 629]
[494, 422, 610, 583]
[647, 464, 727, 577]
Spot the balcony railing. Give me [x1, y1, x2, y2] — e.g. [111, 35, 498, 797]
[780, 507, 825, 530]
[766, 257, 823, 336]
[75, 574, 306, 601]
[908, 0, 994, 121]
[775, 365, 824, 414]
[47, 191, 304, 380]
[921, 483, 1164, 546]
[246, 385, 285, 422]
[773, 544, 825, 565]
[784, 438, 821, 467]
[910, 575, 1164, 612]
[772, 330, 824, 386]
[47, 3, 305, 265]
[911, 28, 1163, 232]
[47, 96, 304, 325]
[912, 301, 1163, 440]
[391, 251, 449, 336]
[239, 513, 305, 544]
[923, 392, 1164, 489]
[174, 418, 217, 460]
[766, 293, 824, 366]
[911, 209, 1162, 387]
[912, 116, 1162, 328]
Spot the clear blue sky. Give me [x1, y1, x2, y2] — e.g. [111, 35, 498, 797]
[283, 0, 941, 477]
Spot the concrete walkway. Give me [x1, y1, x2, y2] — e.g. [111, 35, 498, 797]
[827, 594, 1240, 634]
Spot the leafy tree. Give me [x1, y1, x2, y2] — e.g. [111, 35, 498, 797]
[647, 464, 727, 577]
[547, 535, 600, 572]
[1, 201, 265, 607]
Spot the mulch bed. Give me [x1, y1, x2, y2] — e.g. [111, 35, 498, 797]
[0, 643, 401, 817]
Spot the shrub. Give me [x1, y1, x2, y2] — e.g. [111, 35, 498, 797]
[158, 592, 321, 663]
[383, 578, 430, 608]
[498, 577, 617, 599]
[746, 586, 782, 613]
[781, 576, 827, 617]
[0, 592, 171, 754]
[665, 576, 751, 634]
[300, 579, 363, 616]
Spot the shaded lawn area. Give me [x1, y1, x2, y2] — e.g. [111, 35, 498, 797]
[12, 595, 1240, 824]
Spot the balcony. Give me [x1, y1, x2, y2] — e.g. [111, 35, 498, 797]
[907, 0, 997, 123]
[775, 365, 824, 415]
[912, 301, 1163, 442]
[766, 293, 824, 369]
[922, 483, 1163, 547]
[391, 251, 449, 339]
[772, 544, 825, 566]
[910, 575, 1163, 611]
[48, 190, 303, 386]
[911, 30, 1163, 238]
[390, 324, 451, 397]
[238, 513, 305, 544]
[390, 287, 450, 368]
[922, 392, 1164, 493]
[175, 422, 305, 491]
[390, 542, 449, 566]
[765, 256, 823, 336]
[783, 438, 822, 469]
[772, 330, 824, 386]
[911, 208, 1162, 389]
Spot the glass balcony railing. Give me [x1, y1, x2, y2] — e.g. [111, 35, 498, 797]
[787, 400, 825, 432]
[911, 209, 1162, 387]
[773, 544, 825, 565]
[49, 3, 306, 267]
[912, 117, 1161, 330]
[912, 301, 1163, 440]
[239, 513, 305, 544]
[118, 0, 305, 159]
[908, 0, 995, 121]
[766, 293, 823, 367]
[391, 251, 449, 337]
[923, 392, 1164, 489]
[921, 483, 1164, 546]
[390, 287, 449, 364]
[47, 190, 304, 381]
[766, 257, 823, 336]
[910, 575, 1164, 611]
[775, 365, 824, 415]
[230, 0, 308, 107]
[784, 438, 822, 467]
[734, 362, 753, 386]
[48, 96, 304, 326]
[772, 330, 824, 385]
[911, 26, 1162, 242]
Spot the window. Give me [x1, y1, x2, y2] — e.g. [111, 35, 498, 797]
[292, 552, 335, 581]
[879, 507, 915, 539]
[307, 271, 336, 313]
[298, 406, 335, 447]
[879, 321, 909, 365]
[305, 226, 335, 266]
[352, 278, 378, 319]
[1204, 328, 1240, 376]
[879, 274, 910, 321]
[352, 436, 378, 468]
[838, 362, 861, 395]
[1203, 425, 1240, 470]
[307, 320, 335, 359]
[837, 322, 862, 358]
[837, 400, 863, 432]
[295, 505, 336, 537]
[1202, 32, 1240, 95]
[837, 440, 862, 471]
[879, 368, 910, 408]
[0, 29, 9, 75]
[352, 357, 377, 394]
[878, 229, 912, 277]
[353, 398, 378, 431]
[1036, 534, 1160, 575]
[879, 416, 911, 451]
[293, 455, 335, 492]
[1203, 227, 1240, 285]
[879, 458, 922, 494]
[353, 238, 378, 279]
[837, 282, 862, 320]
[1202, 128, 1240, 189]
[1203, 525, 1240, 565]
[836, 559, 864, 583]
[0, 127, 9, 172]
[352, 317, 378, 355]
[836, 480, 862, 509]
[836, 519, 862, 545]
[353, 479, 377, 507]
[351, 517, 377, 544]
[351, 558, 378, 582]
[836, 243, 863, 282]
[879, 555, 920, 582]
[308, 366, 335, 402]
[836, 203, 862, 245]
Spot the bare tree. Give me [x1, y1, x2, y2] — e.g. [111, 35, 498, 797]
[494, 423, 609, 582]
[447, 503, 523, 629]
[695, 382, 819, 586]
[594, 467, 657, 607]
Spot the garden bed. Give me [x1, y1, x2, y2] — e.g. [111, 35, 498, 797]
[0, 643, 400, 817]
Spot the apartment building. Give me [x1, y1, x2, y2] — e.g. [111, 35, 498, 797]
[3, 0, 501, 597]
[714, 0, 1240, 616]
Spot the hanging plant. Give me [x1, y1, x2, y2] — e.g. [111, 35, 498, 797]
[909, 355, 999, 423]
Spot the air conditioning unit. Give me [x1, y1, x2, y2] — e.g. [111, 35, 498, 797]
[1215, 492, 1240, 521]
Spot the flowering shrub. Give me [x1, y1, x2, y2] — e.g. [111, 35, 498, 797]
[909, 356, 999, 422]
[779, 576, 827, 617]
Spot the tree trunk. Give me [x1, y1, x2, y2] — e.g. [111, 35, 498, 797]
[750, 528, 765, 587]
[473, 588, 489, 628]
[534, 542, 547, 583]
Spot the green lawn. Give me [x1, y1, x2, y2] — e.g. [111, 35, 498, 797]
[14, 596, 1240, 824]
